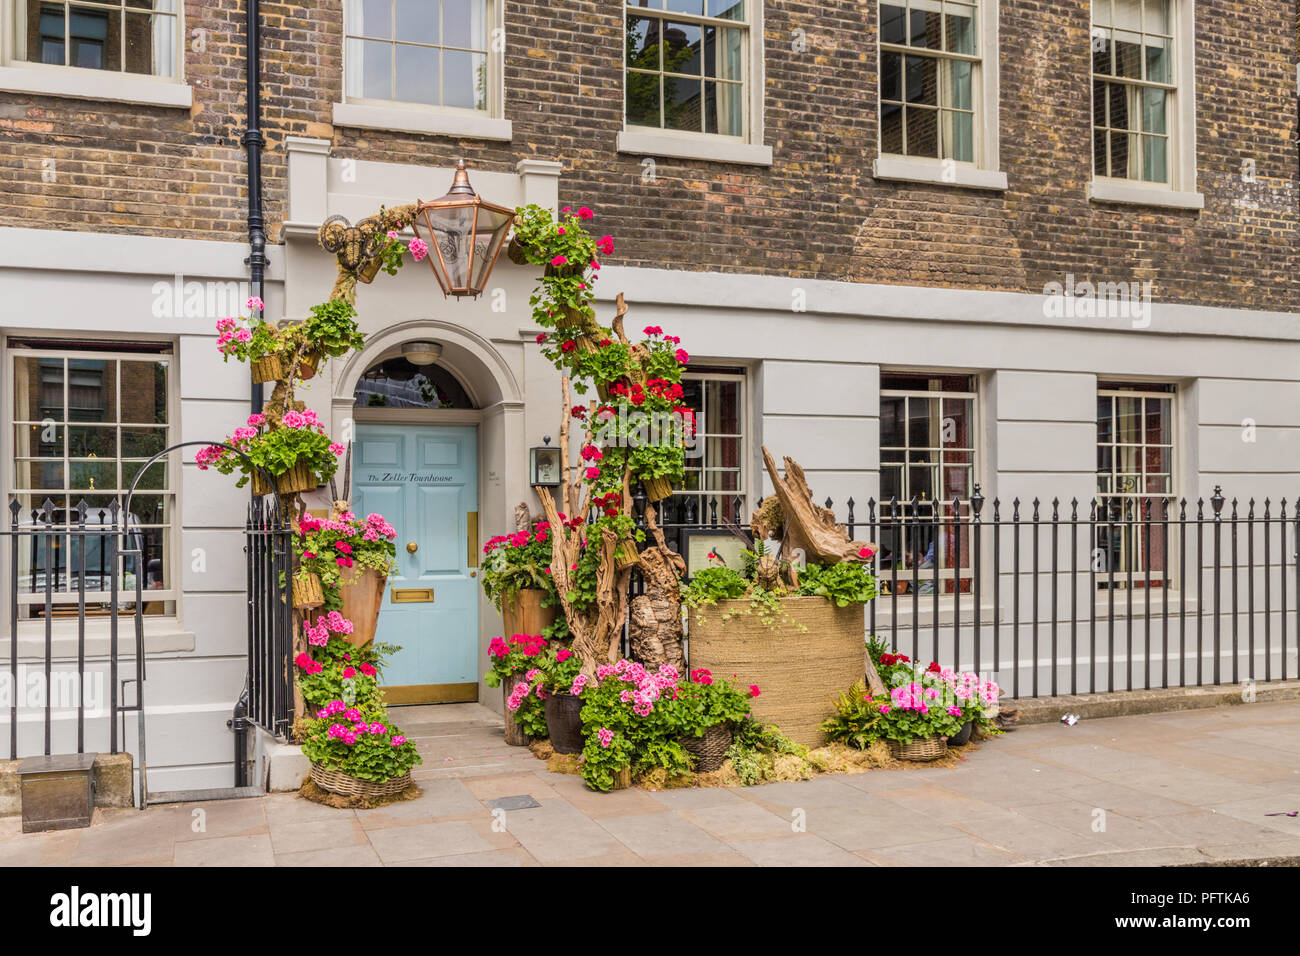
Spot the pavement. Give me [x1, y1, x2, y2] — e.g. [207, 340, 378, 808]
[2, 698, 1299, 867]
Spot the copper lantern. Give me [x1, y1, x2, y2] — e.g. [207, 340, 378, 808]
[411, 160, 515, 299]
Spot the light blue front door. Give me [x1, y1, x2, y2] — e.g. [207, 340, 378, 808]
[353, 424, 479, 703]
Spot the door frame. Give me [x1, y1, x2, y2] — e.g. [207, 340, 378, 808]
[352, 408, 485, 705]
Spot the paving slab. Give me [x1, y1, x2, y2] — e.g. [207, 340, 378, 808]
[4, 698, 1300, 867]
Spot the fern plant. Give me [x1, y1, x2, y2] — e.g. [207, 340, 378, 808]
[820, 680, 884, 750]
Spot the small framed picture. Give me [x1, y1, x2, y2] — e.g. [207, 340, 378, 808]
[681, 529, 751, 580]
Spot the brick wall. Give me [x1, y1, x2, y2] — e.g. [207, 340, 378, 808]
[0, 0, 1295, 311]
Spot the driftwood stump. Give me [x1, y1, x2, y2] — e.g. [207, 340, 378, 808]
[628, 504, 686, 673]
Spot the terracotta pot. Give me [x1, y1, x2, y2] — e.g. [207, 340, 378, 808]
[502, 678, 529, 746]
[501, 588, 558, 638]
[340, 568, 385, 648]
[543, 693, 584, 754]
[292, 572, 324, 609]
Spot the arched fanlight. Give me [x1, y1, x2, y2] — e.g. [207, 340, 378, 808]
[411, 160, 515, 299]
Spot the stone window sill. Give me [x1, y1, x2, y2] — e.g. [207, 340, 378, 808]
[1089, 180, 1204, 210]
[873, 156, 1008, 191]
[617, 129, 773, 166]
[2, 618, 195, 662]
[332, 101, 513, 141]
[0, 65, 192, 108]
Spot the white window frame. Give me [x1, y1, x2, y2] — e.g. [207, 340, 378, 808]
[1088, 0, 1202, 209]
[878, 372, 981, 593]
[873, 0, 1007, 191]
[672, 368, 750, 526]
[6, 340, 180, 618]
[1095, 382, 1178, 586]
[333, 0, 512, 141]
[0, 0, 190, 107]
[617, 1, 771, 167]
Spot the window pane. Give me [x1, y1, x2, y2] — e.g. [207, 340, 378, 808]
[1145, 35, 1171, 83]
[881, 102, 903, 153]
[1144, 398, 1171, 444]
[880, 49, 902, 101]
[359, 0, 393, 38]
[68, 359, 114, 423]
[1114, 32, 1142, 79]
[14, 356, 63, 421]
[1141, 86, 1166, 134]
[881, 396, 905, 447]
[881, 3, 906, 44]
[396, 44, 439, 106]
[904, 54, 937, 106]
[124, 11, 175, 77]
[1092, 31, 1112, 76]
[944, 6, 975, 54]
[907, 397, 935, 447]
[664, 75, 702, 131]
[441, 0, 484, 49]
[627, 16, 661, 71]
[1097, 396, 1113, 442]
[443, 49, 486, 109]
[707, 0, 744, 20]
[908, 6, 940, 49]
[349, 37, 393, 99]
[395, 0, 438, 44]
[905, 106, 939, 158]
[627, 72, 661, 127]
[703, 81, 741, 135]
[665, 0, 703, 13]
[664, 21, 702, 75]
[943, 58, 972, 110]
[1141, 134, 1167, 183]
[69, 425, 116, 458]
[1116, 397, 1142, 443]
[941, 398, 973, 448]
[120, 360, 167, 424]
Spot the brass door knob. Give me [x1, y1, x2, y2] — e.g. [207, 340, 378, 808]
[406, 541, 419, 554]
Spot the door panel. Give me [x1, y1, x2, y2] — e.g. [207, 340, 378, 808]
[353, 423, 478, 703]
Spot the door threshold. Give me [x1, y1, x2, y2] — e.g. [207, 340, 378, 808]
[382, 682, 478, 705]
[145, 786, 264, 806]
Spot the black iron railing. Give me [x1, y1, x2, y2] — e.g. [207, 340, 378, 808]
[630, 485, 1299, 701]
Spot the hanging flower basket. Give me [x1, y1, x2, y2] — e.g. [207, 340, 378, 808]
[681, 724, 732, 773]
[340, 568, 385, 648]
[310, 763, 412, 797]
[500, 588, 558, 638]
[642, 476, 673, 502]
[888, 737, 948, 762]
[613, 538, 640, 570]
[506, 234, 533, 266]
[292, 572, 324, 609]
[298, 351, 321, 380]
[250, 354, 284, 384]
[275, 461, 316, 495]
[358, 254, 384, 284]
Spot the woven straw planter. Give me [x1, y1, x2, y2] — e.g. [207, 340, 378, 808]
[642, 476, 673, 502]
[543, 692, 584, 754]
[506, 235, 532, 266]
[273, 461, 316, 495]
[502, 677, 529, 746]
[500, 588, 558, 638]
[888, 737, 948, 762]
[613, 538, 640, 570]
[310, 763, 412, 797]
[358, 254, 383, 284]
[250, 354, 284, 384]
[687, 596, 865, 747]
[340, 568, 385, 648]
[682, 724, 732, 773]
[292, 572, 324, 610]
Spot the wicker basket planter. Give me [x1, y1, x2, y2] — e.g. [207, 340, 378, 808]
[502, 676, 529, 746]
[949, 720, 974, 746]
[310, 763, 412, 797]
[543, 692, 584, 754]
[681, 724, 732, 773]
[506, 235, 532, 266]
[292, 572, 324, 609]
[888, 737, 949, 762]
[250, 354, 284, 384]
[613, 538, 640, 570]
[641, 476, 673, 502]
[687, 595, 865, 747]
[253, 461, 316, 497]
[501, 588, 558, 638]
[358, 254, 383, 284]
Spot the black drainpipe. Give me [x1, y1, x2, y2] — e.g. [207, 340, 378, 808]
[233, 0, 265, 789]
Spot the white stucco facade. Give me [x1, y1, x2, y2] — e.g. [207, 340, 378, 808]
[2, 141, 1298, 793]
